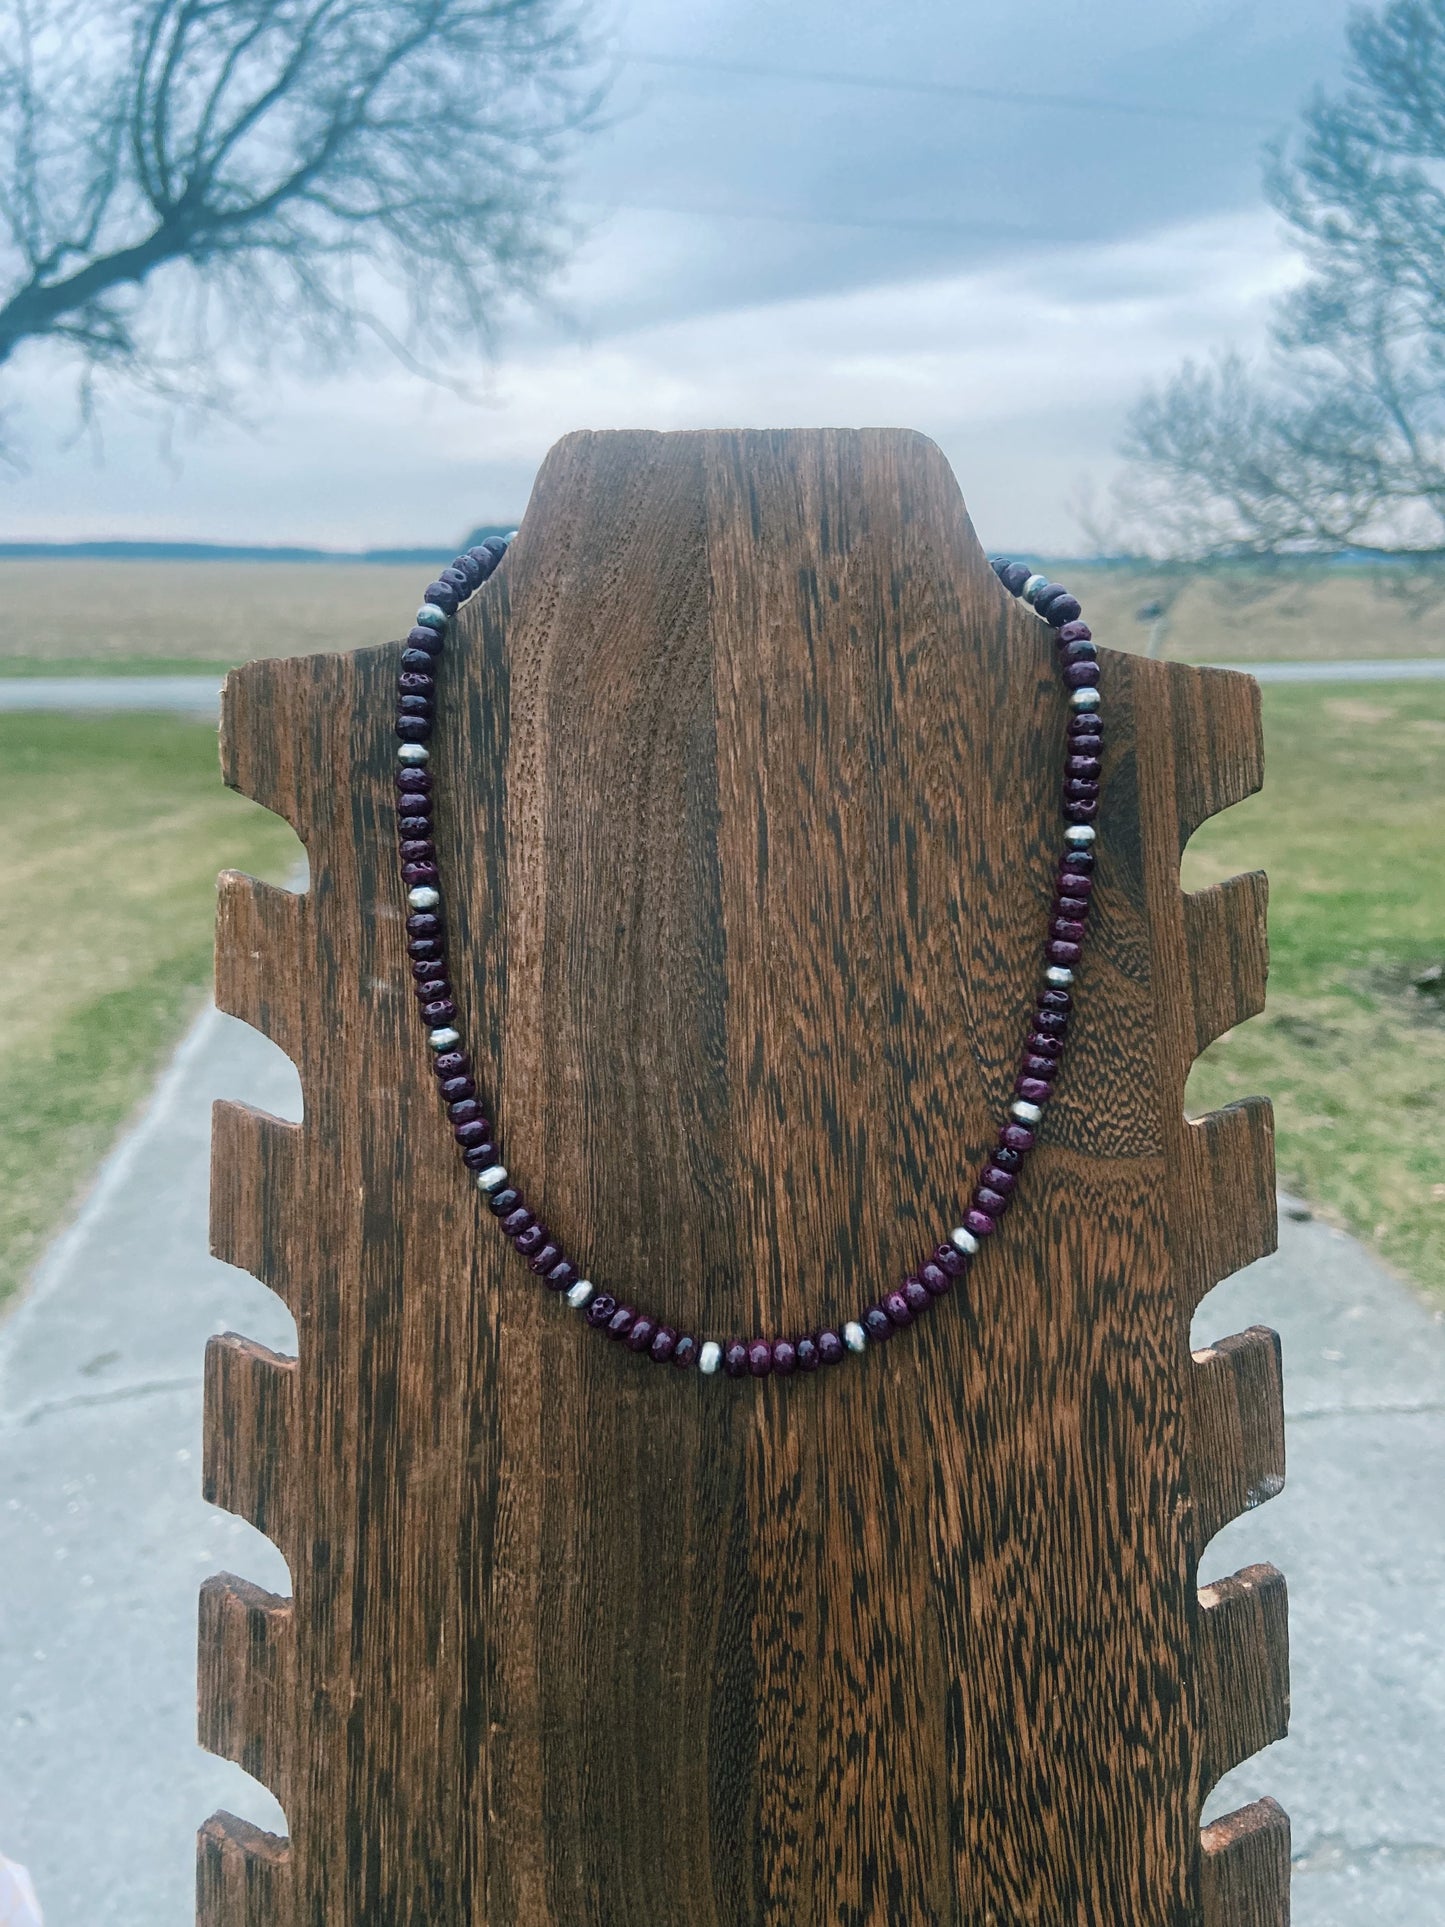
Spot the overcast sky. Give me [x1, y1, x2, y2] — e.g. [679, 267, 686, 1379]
[6, 0, 1356, 552]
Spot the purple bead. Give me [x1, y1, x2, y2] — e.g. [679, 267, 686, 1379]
[982, 1164, 1017, 1193]
[514, 1223, 548, 1256]
[405, 864, 441, 888]
[650, 1325, 677, 1362]
[396, 768, 432, 793]
[607, 1305, 637, 1341]
[1063, 661, 1101, 688]
[1027, 1033, 1064, 1060]
[1061, 847, 1096, 870]
[414, 977, 449, 1002]
[586, 1293, 617, 1328]
[397, 671, 435, 695]
[975, 1185, 1011, 1217]
[816, 1328, 845, 1365]
[1057, 895, 1090, 921]
[883, 1289, 913, 1327]
[920, 1263, 953, 1296]
[399, 812, 433, 836]
[723, 1341, 749, 1379]
[439, 563, 472, 593]
[1001, 1123, 1036, 1152]
[528, 1242, 561, 1275]
[1023, 1054, 1058, 1081]
[461, 1143, 497, 1170]
[448, 1097, 483, 1123]
[1000, 561, 1031, 595]
[1064, 801, 1098, 823]
[398, 693, 433, 717]
[439, 1075, 475, 1102]
[1067, 713, 1101, 736]
[399, 840, 435, 864]
[1063, 778, 1100, 801]
[1048, 940, 1082, 965]
[671, 1334, 698, 1369]
[411, 959, 445, 983]
[992, 1145, 1023, 1172]
[400, 647, 436, 671]
[931, 1242, 965, 1277]
[1057, 869, 1093, 896]
[1039, 986, 1073, 1011]
[795, 1335, 821, 1373]
[546, 1261, 576, 1292]
[1060, 639, 1097, 665]
[1057, 619, 1092, 643]
[423, 580, 458, 614]
[1034, 584, 1072, 619]
[1015, 1076, 1053, 1104]
[405, 625, 444, 653]
[433, 1050, 470, 1077]
[627, 1315, 657, 1354]
[772, 1338, 797, 1376]
[396, 717, 431, 742]
[863, 1304, 894, 1343]
[1052, 918, 1086, 943]
[421, 998, 457, 1024]
[747, 1339, 772, 1377]
[487, 1187, 518, 1215]
[501, 1207, 533, 1238]
[454, 1119, 490, 1148]
[1066, 755, 1102, 779]
[1043, 593, 1083, 626]
[964, 1209, 997, 1238]
[903, 1276, 931, 1315]
[1036, 1008, 1069, 1035]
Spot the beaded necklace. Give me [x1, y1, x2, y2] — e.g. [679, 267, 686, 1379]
[391, 542, 1102, 1382]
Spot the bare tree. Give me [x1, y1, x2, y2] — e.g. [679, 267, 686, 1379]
[1118, 0, 1445, 561]
[0, 0, 600, 430]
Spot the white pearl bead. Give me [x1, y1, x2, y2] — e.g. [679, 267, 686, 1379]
[843, 1320, 867, 1354]
[950, 1225, 979, 1256]
[1010, 1098, 1043, 1125]
[397, 743, 429, 765]
[1065, 824, 1096, 847]
[475, 1164, 508, 1192]
[698, 1340, 722, 1375]
[1045, 965, 1074, 986]
[1022, 573, 1050, 604]
[566, 1280, 594, 1310]
[408, 885, 440, 910]
[427, 1026, 460, 1051]
[1069, 688, 1101, 710]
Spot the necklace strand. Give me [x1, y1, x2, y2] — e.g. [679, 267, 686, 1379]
[389, 543, 1103, 1381]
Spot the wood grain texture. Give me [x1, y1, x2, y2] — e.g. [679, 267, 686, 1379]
[201, 427, 1288, 1925]
[1201, 1799, 1291, 1927]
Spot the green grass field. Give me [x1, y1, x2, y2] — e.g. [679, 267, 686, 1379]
[3, 556, 1445, 673]
[1183, 684, 1444, 1296]
[0, 681, 1440, 1315]
[0, 714, 301, 1309]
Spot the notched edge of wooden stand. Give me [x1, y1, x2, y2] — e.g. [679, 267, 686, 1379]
[197, 1810, 294, 1927]
[1201, 1796, 1292, 1926]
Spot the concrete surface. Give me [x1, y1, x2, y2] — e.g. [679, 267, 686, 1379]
[0, 678, 223, 715]
[1, 659, 1444, 722]
[0, 1007, 1442, 1925]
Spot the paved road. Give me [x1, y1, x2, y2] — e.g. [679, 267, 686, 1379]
[0, 1011, 1442, 1925]
[1, 659, 1444, 720]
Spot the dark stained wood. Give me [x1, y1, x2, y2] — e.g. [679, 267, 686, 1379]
[1201, 1798, 1292, 1925]
[201, 428, 1289, 1924]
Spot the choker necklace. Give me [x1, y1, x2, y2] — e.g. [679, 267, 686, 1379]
[389, 543, 1102, 1382]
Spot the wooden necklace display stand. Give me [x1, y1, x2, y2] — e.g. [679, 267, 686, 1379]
[199, 427, 1289, 1925]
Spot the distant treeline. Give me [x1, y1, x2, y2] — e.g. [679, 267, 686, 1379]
[0, 531, 516, 565]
